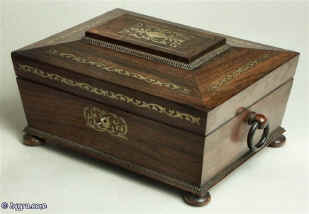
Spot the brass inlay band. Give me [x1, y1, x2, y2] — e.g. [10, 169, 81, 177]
[46, 49, 191, 95]
[119, 22, 191, 48]
[84, 106, 128, 140]
[17, 64, 201, 125]
[208, 53, 274, 93]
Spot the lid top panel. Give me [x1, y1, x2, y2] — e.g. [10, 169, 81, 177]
[85, 14, 226, 63]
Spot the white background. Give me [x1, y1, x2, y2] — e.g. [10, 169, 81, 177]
[0, 1, 308, 213]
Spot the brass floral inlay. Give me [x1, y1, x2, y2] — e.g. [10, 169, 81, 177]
[207, 53, 274, 93]
[84, 106, 128, 140]
[17, 64, 201, 125]
[119, 23, 191, 48]
[46, 49, 191, 95]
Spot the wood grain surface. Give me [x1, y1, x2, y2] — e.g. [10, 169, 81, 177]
[18, 78, 204, 186]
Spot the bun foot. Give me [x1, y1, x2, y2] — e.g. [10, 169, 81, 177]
[183, 192, 211, 207]
[268, 134, 286, 148]
[23, 134, 44, 146]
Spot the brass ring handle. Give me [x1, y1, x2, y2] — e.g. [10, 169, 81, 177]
[247, 112, 270, 152]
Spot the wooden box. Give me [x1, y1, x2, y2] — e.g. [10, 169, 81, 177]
[11, 9, 299, 206]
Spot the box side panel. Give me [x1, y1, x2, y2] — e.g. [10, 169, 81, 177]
[17, 78, 204, 189]
[206, 56, 298, 135]
[202, 79, 293, 185]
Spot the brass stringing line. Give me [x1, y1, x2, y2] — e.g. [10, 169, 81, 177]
[17, 64, 201, 125]
[208, 53, 274, 93]
[46, 49, 191, 95]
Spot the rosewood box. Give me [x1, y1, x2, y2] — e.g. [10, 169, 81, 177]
[11, 9, 299, 206]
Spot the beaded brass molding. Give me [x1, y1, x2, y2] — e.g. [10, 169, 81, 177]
[17, 64, 201, 125]
[46, 49, 191, 95]
[207, 53, 275, 93]
[83, 37, 230, 71]
[84, 106, 128, 140]
[119, 22, 191, 48]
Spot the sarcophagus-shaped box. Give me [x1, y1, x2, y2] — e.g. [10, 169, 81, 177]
[11, 9, 299, 206]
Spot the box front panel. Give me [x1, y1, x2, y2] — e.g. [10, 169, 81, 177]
[202, 79, 293, 185]
[17, 78, 204, 187]
[11, 56, 206, 136]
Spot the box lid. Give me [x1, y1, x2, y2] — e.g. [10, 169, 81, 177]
[12, 9, 299, 135]
[84, 13, 226, 66]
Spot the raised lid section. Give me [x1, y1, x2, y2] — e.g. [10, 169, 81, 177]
[85, 14, 226, 64]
